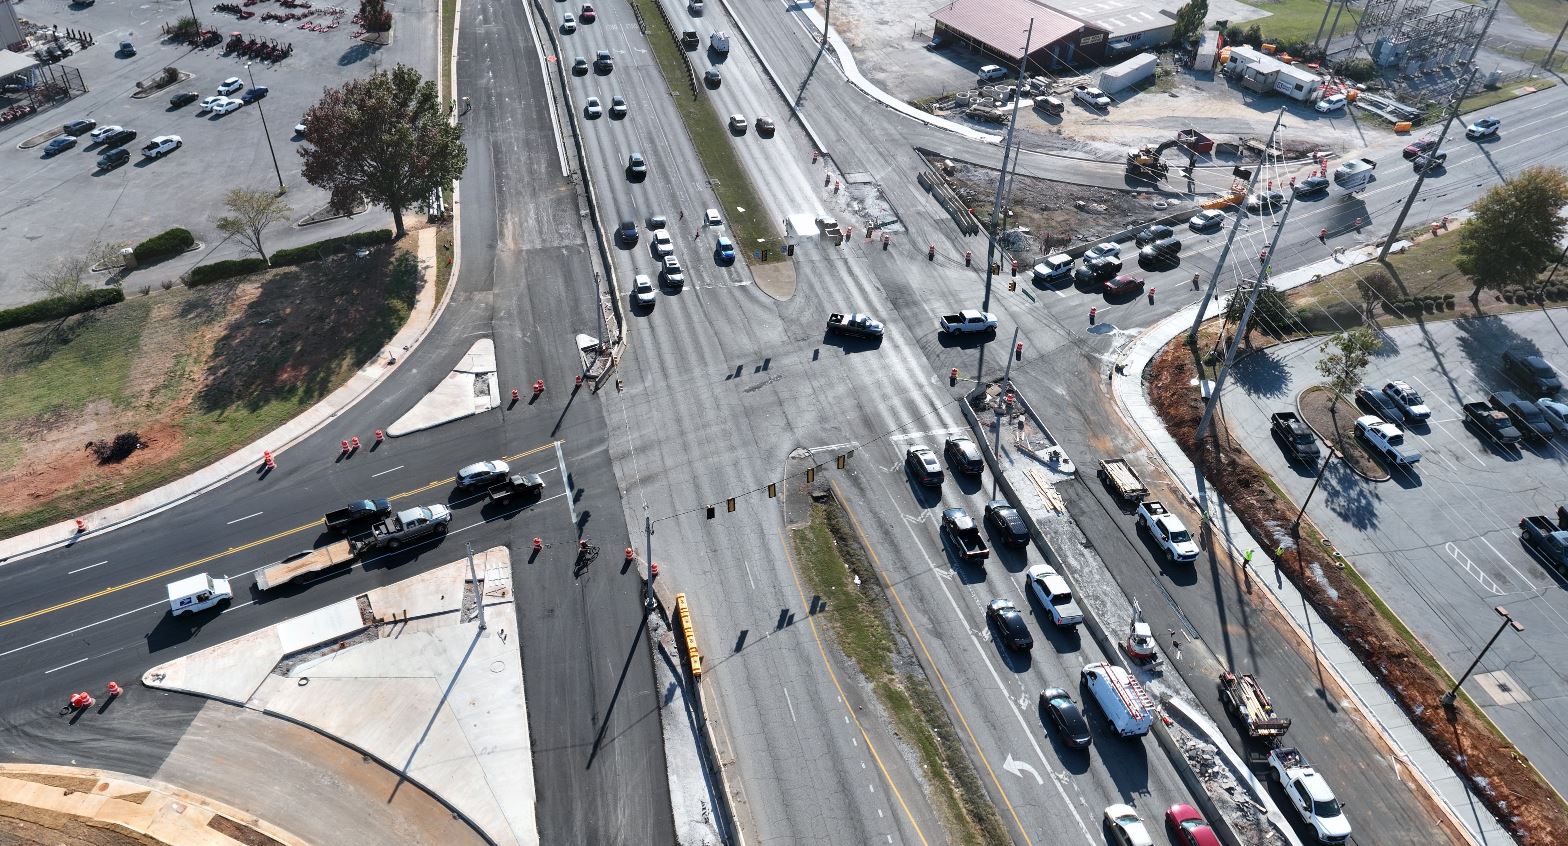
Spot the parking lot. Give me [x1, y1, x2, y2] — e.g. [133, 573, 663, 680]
[1218, 308, 1568, 789]
[0, 0, 437, 307]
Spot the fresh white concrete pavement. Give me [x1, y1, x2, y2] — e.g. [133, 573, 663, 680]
[143, 548, 539, 846]
[386, 337, 502, 436]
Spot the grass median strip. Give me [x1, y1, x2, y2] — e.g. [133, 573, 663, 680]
[793, 501, 1009, 846]
[627, 0, 782, 264]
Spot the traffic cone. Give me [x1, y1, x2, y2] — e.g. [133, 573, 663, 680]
[75, 518, 86, 533]
[625, 547, 635, 562]
[1089, 307, 1098, 325]
[340, 440, 349, 453]
[69, 692, 93, 710]
[350, 436, 360, 450]
[106, 681, 122, 697]
[532, 537, 543, 551]
[374, 430, 384, 443]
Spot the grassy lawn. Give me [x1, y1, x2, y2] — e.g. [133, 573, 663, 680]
[1284, 227, 1568, 335]
[1230, 0, 1360, 44]
[627, 0, 782, 263]
[1461, 77, 1558, 113]
[793, 503, 1008, 846]
[0, 248, 419, 536]
[1503, 0, 1568, 38]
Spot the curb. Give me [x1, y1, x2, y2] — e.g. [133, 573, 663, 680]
[1295, 385, 1390, 483]
[712, 0, 831, 159]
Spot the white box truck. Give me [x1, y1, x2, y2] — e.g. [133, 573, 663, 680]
[167, 573, 233, 615]
[1081, 661, 1156, 736]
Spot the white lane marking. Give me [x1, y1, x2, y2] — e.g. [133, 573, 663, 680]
[226, 512, 263, 525]
[889, 427, 963, 441]
[68, 561, 107, 574]
[221, 600, 256, 613]
[554, 441, 576, 525]
[0, 599, 167, 660]
[1003, 754, 1043, 785]
[44, 656, 94, 674]
[1446, 542, 1502, 595]
[371, 465, 405, 478]
[783, 686, 797, 721]
[1478, 536, 1538, 593]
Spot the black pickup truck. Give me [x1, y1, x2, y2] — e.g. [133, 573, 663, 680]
[941, 507, 990, 564]
[323, 499, 392, 531]
[1462, 401, 1522, 446]
[487, 473, 546, 503]
[1270, 412, 1321, 463]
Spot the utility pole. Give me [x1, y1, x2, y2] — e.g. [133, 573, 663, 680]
[1313, 0, 1337, 53]
[1441, 606, 1522, 707]
[246, 63, 287, 194]
[990, 327, 1020, 499]
[821, 0, 831, 45]
[974, 19, 1033, 386]
[643, 514, 655, 611]
[1325, 0, 1350, 56]
[1189, 109, 1287, 343]
[466, 542, 486, 631]
[1195, 191, 1299, 442]
[1379, 2, 1498, 260]
[1544, 16, 1568, 70]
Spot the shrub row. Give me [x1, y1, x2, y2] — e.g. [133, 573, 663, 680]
[0, 287, 125, 332]
[1382, 294, 1457, 316]
[185, 257, 269, 287]
[269, 229, 394, 267]
[132, 227, 196, 262]
[1500, 287, 1568, 304]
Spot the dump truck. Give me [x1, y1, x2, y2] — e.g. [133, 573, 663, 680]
[1097, 458, 1148, 501]
[1520, 515, 1568, 572]
[323, 499, 392, 531]
[256, 539, 356, 591]
[1218, 670, 1291, 737]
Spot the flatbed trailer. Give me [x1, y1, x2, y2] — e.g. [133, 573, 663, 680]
[1097, 458, 1148, 501]
[1218, 670, 1291, 737]
[256, 539, 356, 590]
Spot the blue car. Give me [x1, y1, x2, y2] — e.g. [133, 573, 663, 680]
[715, 236, 735, 262]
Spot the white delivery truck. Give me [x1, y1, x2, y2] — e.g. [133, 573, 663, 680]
[167, 573, 233, 615]
[1332, 157, 1377, 190]
[1081, 661, 1156, 737]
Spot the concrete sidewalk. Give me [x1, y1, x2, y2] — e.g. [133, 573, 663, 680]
[0, 764, 309, 846]
[0, 227, 452, 566]
[387, 337, 500, 436]
[143, 549, 538, 846]
[1107, 246, 1514, 846]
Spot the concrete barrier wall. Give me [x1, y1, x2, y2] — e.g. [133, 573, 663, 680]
[915, 166, 981, 236]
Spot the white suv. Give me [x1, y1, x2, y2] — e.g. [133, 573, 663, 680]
[651, 228, 674, 257]
[1073, 85, 1111, 109]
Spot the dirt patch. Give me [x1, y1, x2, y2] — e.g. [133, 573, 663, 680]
[1146, 337, 1568, 846]
[1297, 386, 1387, 481]
[3, 773, 100, 792]
[208, 815, 284, 846]
[929, 155, 1176, 255]
[0, 802, 159, 846]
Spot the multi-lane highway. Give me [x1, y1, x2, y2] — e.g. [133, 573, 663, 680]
[5, 0, 1567, 842]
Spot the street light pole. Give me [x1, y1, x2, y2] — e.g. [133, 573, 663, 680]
[246, 63, 286, 195]
[1441, 606, 1522, 707]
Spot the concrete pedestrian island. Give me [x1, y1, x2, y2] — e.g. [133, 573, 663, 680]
[143, 549, 538, 846]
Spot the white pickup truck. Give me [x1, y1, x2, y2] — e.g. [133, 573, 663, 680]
[937, 310, 997, 334]
[1268, 747, 1352, 844]
[1135, 500, 1199, 563]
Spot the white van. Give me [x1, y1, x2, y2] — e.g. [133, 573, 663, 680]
[1032, 253, 1073, 283]
[977, 65, 1009, 82]
[167, 573, 233, 616]
[1081, 662, 1156, 737]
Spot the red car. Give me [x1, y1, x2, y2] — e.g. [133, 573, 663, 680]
[580, 3, 596, 21]
[1165, 804, 1221, 846]
[1103, 274, 1144, 295]
[1402, 138, 1437, 160]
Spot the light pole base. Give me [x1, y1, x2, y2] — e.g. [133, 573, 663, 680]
[1440, 691, 1458, 708]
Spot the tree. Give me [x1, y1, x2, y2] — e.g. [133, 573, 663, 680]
[29, 253, 94, 300]
[1172, 0, 1209, 43]
[1222, 281, 1295, 347]
[298, 65, 465, 239]
[1315, 326, 1380, 403]
[216, 188, 294, 264]
[1355, 269, 1401, 317]
[1454, 165, 1568, 304]
[1242, 24, 1262, 46]
[358, 0, 392, 32]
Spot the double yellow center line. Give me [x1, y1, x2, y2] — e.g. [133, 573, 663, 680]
[0, 441, 561, 631]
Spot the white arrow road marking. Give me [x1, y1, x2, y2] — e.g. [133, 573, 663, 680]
[1003, 754, 1043, 785]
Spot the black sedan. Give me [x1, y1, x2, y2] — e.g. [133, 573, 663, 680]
[984, 500, 1030, 547]
[986, 599, 1033, 651]
[1040, 687, 1092, 748]
[1292, 175, 1330, 197]
[170, 91, 200, 108]
[1354, 384, 1403, 423]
